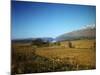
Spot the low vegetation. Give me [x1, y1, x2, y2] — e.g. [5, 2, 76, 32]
[11, 39, 96, 74]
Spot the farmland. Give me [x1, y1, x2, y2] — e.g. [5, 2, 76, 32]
[11, 39, 96, 74]
[36, 47, 95, 67]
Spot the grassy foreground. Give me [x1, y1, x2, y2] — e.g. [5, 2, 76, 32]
[11, 39, 96, 74]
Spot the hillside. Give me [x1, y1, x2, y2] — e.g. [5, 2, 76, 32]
[56, 25, 96, 41]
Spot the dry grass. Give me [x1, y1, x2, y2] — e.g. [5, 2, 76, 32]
[11, 39, 96, 74]
[71, 39, 95, 48]
[36, 47, 96, 66]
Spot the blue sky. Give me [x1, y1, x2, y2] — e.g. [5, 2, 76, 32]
[11, 1, 96, 39]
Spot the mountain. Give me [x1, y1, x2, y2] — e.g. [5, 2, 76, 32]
[12, 37, 54, 43]
[56, 25, 96, 41]
[39, 37, 54, 42]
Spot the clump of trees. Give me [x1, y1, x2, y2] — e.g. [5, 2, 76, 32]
[31, 38, 49, 47]
[54, 42, 60, 46]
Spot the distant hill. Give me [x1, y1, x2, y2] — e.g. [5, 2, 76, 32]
[12, 37, 54, 43]
[12, 24, 96, 43]
[56, 25, 96, 41]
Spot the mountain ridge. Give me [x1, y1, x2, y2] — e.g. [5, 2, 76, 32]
[56, 25, 96, 41]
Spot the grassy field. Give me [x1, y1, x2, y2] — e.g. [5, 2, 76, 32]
[36, 47, 96, 67]
[71, 39, 95, 48]
[11, 39, 96, 74]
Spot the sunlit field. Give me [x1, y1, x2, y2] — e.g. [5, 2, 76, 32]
[11, 39, 96, 74]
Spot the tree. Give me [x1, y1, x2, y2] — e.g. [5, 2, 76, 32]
[68, 41, 72, 48]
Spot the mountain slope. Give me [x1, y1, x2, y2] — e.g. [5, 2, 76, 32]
[56, 26, 96, 41]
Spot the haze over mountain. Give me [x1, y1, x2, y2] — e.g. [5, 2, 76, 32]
[56, 24, 96, 41]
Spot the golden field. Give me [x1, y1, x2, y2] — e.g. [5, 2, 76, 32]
[11, 39, 96, 74]
[36, 47, 96, 67]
